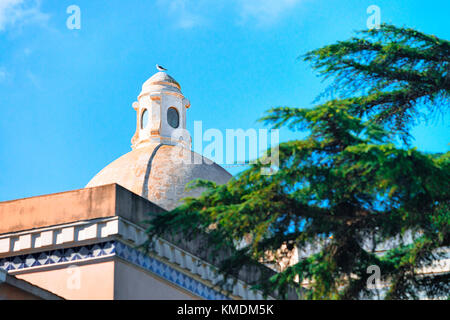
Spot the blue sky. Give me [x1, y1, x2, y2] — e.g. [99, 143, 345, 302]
[0, 0, 449, 201]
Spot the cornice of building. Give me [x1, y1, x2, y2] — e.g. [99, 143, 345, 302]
[0, 216, 269, 300]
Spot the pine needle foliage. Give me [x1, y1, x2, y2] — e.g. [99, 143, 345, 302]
[145, 25, 450, 300]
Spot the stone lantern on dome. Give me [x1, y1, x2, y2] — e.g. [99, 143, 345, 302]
[131, 71, 191, 150]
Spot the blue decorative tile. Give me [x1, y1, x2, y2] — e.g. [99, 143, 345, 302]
[13, 256, 23, 270]
[143, 256, 151, 269]
[5, 261, 14, 271]
[104, 242, 115, 255]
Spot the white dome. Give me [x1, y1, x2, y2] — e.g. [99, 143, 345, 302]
[87, 71, 222, 210]
[86, 143, 231, 210]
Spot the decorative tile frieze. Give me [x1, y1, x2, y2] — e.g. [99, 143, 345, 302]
[0, 241, 115, 272]
[0, 241, 230, 300]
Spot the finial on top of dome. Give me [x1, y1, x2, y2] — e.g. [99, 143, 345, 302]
[156, 64, 168, 72]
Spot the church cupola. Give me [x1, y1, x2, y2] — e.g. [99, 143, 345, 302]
[86, 68, 231, 210]
[131, 70, 191, 150]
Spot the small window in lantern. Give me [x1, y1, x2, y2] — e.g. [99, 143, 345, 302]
[167, 107, 179, 129]
[141, 109, 148, 129]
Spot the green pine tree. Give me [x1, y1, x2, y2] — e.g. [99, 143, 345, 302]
[144, 25, 450, 300]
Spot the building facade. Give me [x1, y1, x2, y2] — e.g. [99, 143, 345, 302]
[0, 71, 269, 300]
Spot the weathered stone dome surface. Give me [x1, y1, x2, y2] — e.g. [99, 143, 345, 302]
[140, 72, 182, 97]
[86, 143, 232, 210]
